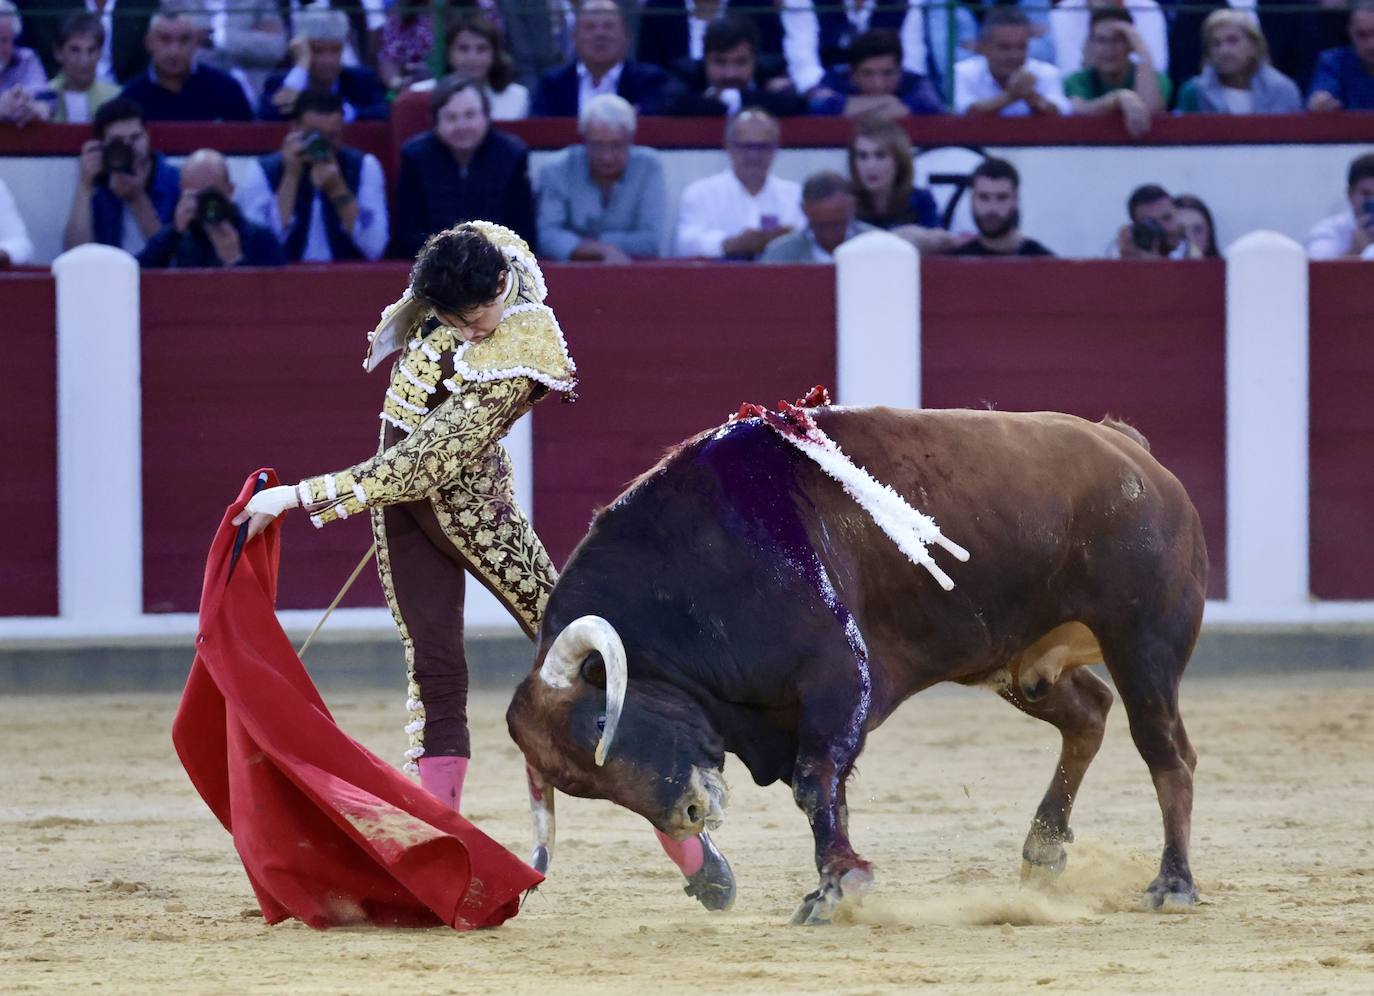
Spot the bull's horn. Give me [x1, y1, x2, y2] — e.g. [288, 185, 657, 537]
[538, 615, 627, 767]
[525, 764, 555, 875]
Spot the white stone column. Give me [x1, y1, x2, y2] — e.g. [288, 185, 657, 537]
[1224, 231, 1309, 613]
[834, 231, 920, 409]
[52, 245, 143, 627]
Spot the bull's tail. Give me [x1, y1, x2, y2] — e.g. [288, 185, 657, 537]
[1100, 415, 1151, 453]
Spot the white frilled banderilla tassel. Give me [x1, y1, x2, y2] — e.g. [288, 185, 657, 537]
[779, 425, 970, 591]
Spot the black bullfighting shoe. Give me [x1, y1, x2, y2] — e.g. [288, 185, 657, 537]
[683, 832, 736, 912]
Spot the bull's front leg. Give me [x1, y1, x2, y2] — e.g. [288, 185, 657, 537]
[789, 697, 875, 925]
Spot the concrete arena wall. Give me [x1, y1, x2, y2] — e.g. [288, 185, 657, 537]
[1, 141, 1370, 264]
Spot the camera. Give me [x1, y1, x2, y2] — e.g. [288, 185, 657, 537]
[195, 188, 233, 226]
[1130, 219, 1165, 254]
[303, 129, 332, 162]
[101, 137, 135, 175]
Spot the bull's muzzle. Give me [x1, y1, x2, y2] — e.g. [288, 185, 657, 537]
[666, 766, 729, 840]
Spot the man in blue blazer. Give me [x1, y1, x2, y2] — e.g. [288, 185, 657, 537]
[531, 0, 666, 117]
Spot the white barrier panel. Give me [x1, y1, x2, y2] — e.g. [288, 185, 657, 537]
[1223, 232, 1310, 612]
[53, 245, 143, 627]
[835, 231, 920, 410]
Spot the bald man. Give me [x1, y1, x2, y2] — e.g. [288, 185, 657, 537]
[137, 149, 285, 268]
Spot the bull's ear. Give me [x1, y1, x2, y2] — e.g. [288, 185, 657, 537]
[580, 653, 606, 688]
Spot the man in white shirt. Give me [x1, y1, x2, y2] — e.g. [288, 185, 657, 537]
[954, 8, 1071, 117]
[235, 90, 388, 261]
[1306, 152, 1374, 260]
[675, 108, 803, 259]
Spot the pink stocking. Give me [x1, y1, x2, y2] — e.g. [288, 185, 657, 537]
[418, 755, 469, 812]
[655, 828, 704, 876]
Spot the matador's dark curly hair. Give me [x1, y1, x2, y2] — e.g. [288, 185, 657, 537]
[409, 225, 508, 320]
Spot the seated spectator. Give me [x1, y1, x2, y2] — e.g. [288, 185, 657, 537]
[954, 9, 1069, 117]
[1176, 11, 1301, 115]
[950, 157, 1052, 257]
[847, 117, 938, 229]
[236, 91, 388, 262]
[1064, 8, 1169, 137]
[259, 7, 388, 121]
[1305, 152, 1374, 260]
[1050, 0, 1169, 77]
[63, 97, 180, 253]
[377, 2, 434, 92]
[675, 108, 803, 259]
[393, 76, 536, 259]
[195, 0, 287, 103]
[0, 1, 49, 125]
[410, 12, 530, 122]
[1111, 183, 1190, 259]
[119, 0, 253, 120]
[760, 171, 874, 263]
[138, 149, 284, 267]
[662, 15, 803, 118]
[1309, 2, 1374, 112]
[638, 0, 785, 82]
[531, 0, 667, 117]
[783, 0, 930, 98]
[0, 176, 34, 266]
[1174, 193, 1220, 258]
[807, 28, 942, 119]
[44, 13, 120, 123]
[23, 0, 152, 84]
[537, 93, 667, 261]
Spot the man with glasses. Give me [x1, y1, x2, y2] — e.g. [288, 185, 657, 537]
[537, 93, 668, 261]
[674, 108, 802, 259]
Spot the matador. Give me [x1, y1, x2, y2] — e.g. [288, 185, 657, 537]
[235, 221, 736, 910]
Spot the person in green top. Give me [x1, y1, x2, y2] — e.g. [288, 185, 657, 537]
[43, 13, 119, 124]
[1063, 7, 1171, 137]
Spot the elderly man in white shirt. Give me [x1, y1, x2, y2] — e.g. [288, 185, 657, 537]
[1307, 152, 1374, 260]
[955, 8, 1070, 117]
[675, 108, 804, 259]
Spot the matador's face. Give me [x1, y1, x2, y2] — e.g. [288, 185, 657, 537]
[435, 269, 509, 343]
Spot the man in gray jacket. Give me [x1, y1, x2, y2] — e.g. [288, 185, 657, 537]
[536, 92, 668, 261]
[760, 171, 874, 263]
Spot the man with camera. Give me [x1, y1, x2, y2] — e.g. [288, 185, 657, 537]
[236, 91, 388, 261]
[1305, 152, 1374, 259]
[1112, 184, 1191, 259]
[63, 97, 180, 254]
[137, 148, 285, 268]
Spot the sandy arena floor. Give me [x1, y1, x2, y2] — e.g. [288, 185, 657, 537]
[3, 670, 1374, 994]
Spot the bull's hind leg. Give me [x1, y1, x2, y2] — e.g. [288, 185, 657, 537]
[999, 668, 1114, 881]
[1099, 625, 1200, 909]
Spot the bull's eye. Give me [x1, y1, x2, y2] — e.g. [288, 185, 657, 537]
[595, 714, 606, 733]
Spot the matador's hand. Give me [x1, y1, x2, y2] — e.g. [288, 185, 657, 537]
[231, 485, 300, 539]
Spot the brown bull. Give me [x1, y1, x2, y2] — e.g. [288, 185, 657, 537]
[507, 407, 1208, 923]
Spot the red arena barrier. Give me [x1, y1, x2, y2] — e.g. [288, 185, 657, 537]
[0, 271, 58, 616]
[1309, 263, 1374, 600]
[920, 258, 1228, 599]
[532, 262, 839, 568]
[140, 264, 410, 613]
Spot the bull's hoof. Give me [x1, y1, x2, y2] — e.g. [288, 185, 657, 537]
[790, 868, 874, 926]
[1146, 874, 1198, 911]
[683, 832, 735, 912]
[1020, 825, 1071, 884]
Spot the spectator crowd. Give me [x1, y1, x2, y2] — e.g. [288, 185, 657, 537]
[2, 0, 1374, 266]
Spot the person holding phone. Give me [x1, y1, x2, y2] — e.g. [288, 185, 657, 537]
[235, 90, 389, 262]
[1305, 152, 1374, 260]
[1111, 183, 1191, 260]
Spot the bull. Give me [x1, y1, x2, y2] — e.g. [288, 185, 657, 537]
[507, 405, 1207, 924]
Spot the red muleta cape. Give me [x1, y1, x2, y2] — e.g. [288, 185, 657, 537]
[172, 470, 542, 930]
